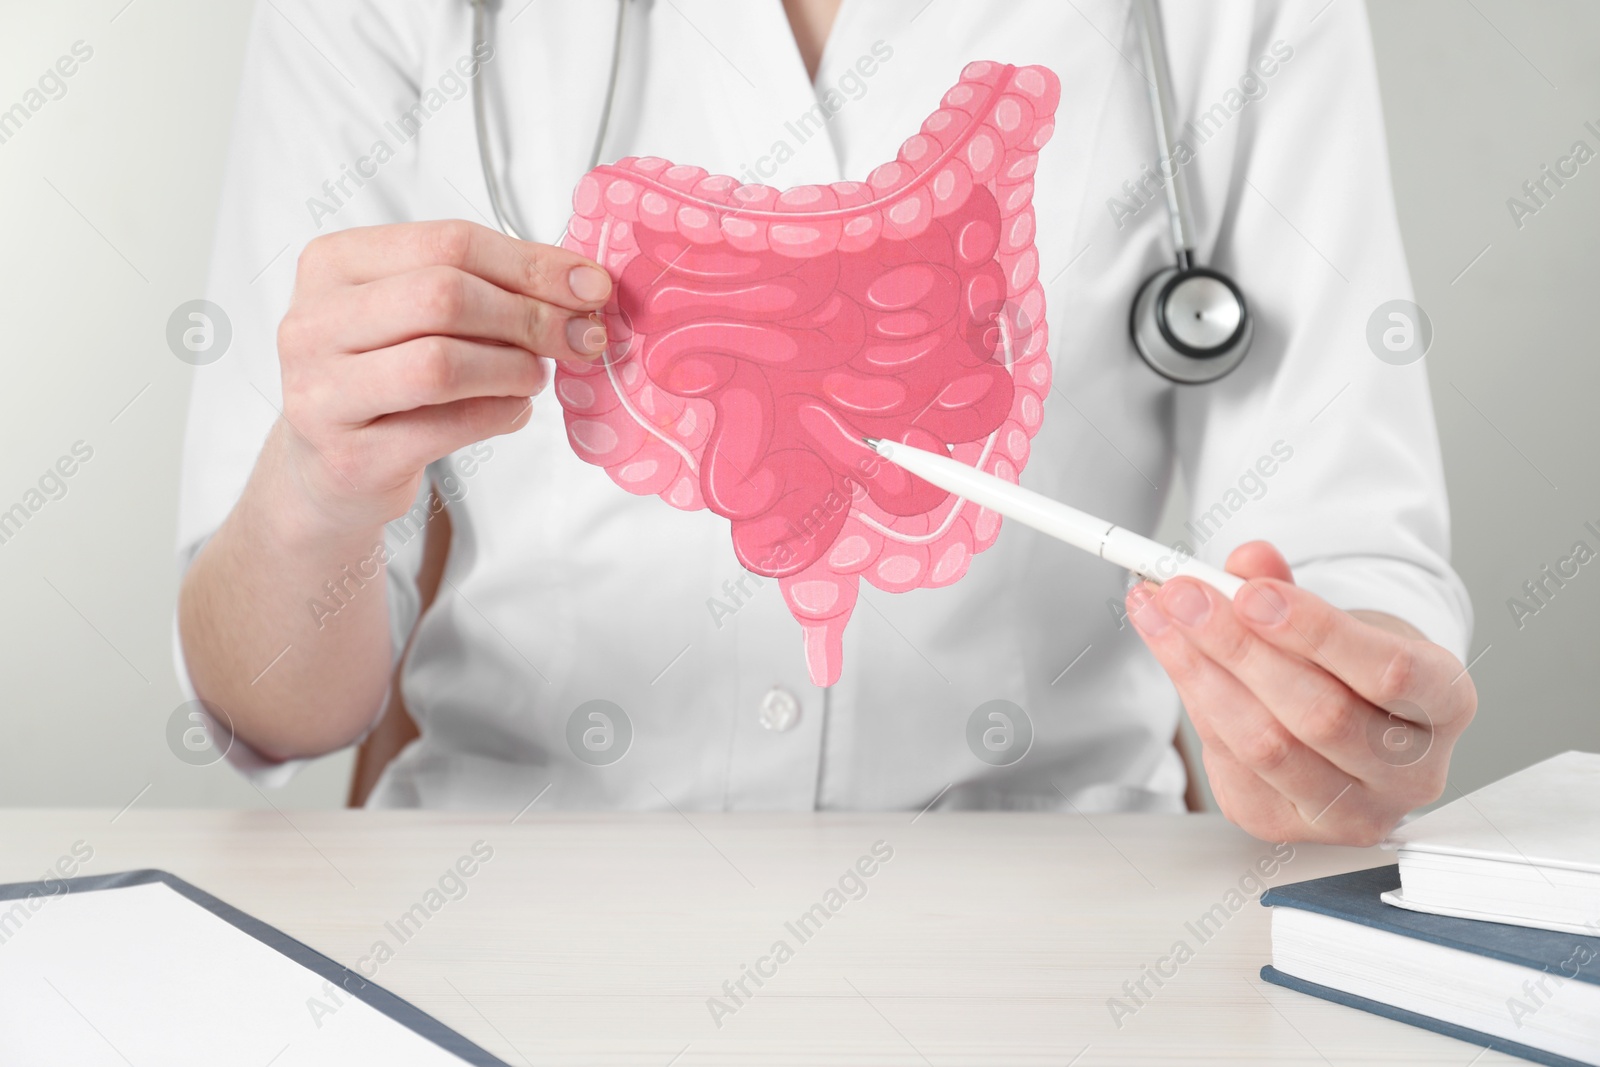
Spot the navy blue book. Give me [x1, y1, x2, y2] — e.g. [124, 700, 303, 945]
[1261, 865, 1600, 1067]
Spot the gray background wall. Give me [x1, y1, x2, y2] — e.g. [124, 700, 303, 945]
[0, 0, 1594, 810]
[1369, 0, 1600, 791]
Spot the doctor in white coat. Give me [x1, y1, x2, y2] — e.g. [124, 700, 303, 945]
[177, 0, 1476, 844]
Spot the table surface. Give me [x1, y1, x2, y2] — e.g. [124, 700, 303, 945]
[0, 810, 1524, 1066]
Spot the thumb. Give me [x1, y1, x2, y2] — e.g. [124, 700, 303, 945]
[1225, 540, 1295, 584]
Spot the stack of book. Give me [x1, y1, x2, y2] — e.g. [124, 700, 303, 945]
[1260, 751, 1600, 1067]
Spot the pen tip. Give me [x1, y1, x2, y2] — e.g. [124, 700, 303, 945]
[861, 436, 880, 448]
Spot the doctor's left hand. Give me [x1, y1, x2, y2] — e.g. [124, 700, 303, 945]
[1126, 541, 1477, 846]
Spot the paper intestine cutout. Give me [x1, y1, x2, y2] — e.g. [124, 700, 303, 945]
[555, 62, 1060, 686]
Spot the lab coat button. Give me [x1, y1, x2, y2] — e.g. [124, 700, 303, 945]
[759, 687, 801, 732]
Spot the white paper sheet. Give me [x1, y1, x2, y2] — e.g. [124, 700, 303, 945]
[0, 879, 480, 1066]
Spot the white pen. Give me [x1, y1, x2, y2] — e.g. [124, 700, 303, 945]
[863, 437, 1247, 600]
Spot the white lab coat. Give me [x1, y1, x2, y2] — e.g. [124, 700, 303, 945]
[177, 0, 1471, 811]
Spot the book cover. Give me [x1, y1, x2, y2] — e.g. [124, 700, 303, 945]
[1261, 865, 1600, 1067]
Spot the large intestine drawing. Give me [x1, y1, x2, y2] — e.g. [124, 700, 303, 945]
[555, 61, 1060, 687]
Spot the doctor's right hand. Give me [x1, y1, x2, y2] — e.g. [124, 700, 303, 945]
[270, 219, 613, 531]
[183, 219, 613, 758]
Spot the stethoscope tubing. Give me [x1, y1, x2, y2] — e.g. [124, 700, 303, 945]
[467, 0, 628, 242]
[467, 0, 1251, 384]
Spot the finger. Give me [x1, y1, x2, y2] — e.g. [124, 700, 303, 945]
[319, 337, 549, 423]
[362, 394, 536, 475]
[1195, 740, 1306, 843]
[1127, 583, 1358, 818]
[1225, 540, 1295, 584]
[300, 220, 612, 310]
[1232, 577, 1471, 730]
[1154, 577, 1403, 782]
[322, 266, 608, 362]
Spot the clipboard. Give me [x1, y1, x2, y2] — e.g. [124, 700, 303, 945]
[0, 869, 511, 1066]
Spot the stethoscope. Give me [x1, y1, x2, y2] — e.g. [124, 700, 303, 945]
[468, 0, 1252, 385]
[1126, 0, 1252, 383]
[467, 0, 627, 240]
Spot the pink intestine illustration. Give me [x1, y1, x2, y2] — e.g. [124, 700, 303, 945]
[555, 62, 1060, 686]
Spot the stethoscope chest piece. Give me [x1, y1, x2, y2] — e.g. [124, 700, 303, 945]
[1126, 0, 1255, 386]
[1130, 264, 1252, 384]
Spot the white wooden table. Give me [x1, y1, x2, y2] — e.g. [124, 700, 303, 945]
[0, 811, 1522, 1066]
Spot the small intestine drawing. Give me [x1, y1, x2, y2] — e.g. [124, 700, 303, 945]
[556, 61, 1060, 687]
